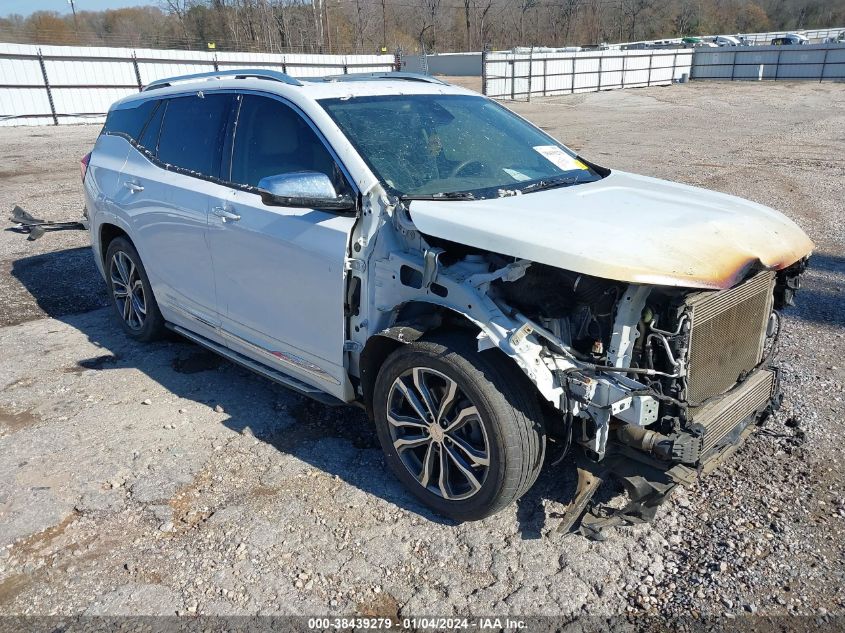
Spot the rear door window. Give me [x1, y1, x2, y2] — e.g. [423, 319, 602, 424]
[157, 93, 233, 178]
[102, 99, 158, 141]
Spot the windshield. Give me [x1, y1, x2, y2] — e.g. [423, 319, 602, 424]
[319, 94, 602, 199]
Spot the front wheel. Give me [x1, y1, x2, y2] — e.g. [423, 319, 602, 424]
[372, 333, 546, 521]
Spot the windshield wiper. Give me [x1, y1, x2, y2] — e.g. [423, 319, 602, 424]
[400, 191, 476, 201]
[518, 175, 582, 194]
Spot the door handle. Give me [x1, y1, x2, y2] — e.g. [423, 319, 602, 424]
[212, 206, 241, 222]
[123, 181, 144, 193]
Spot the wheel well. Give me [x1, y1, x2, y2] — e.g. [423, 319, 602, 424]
[99, 223, 130, 264]
[358, 302, 483, 418]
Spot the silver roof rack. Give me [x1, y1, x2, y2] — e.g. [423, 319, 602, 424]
[143, 68, 302, 92]
[305, 72, 447, 85]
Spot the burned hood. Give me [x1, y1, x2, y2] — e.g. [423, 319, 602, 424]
[408, 170, 814, 290]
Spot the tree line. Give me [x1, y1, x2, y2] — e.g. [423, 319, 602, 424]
[1, 0, 842, 55]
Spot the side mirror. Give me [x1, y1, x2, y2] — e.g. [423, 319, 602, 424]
[256, 171, 355, 211]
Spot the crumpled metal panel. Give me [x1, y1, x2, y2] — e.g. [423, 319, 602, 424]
[409, 169, 814, 290]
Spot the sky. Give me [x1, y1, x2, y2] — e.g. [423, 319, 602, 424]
[2, 0, 153, 17]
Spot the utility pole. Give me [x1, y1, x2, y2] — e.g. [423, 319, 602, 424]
[381, 0, 387, 51]
[68, 0, 79, 31]
[619, 0, 623, 43]
[324, 0, 333, 53]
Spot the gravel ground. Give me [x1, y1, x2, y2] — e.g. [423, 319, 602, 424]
[0, 81, 843, 620]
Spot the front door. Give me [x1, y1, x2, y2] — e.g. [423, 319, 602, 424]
[207, 94, 356, 398]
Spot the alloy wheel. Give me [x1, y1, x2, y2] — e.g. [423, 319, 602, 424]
[109, 250, 147, 330]
[387, 367, 490, 501]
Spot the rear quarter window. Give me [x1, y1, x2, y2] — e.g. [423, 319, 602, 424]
[137, 101, 165, 154]
[102, 100, 158, 142]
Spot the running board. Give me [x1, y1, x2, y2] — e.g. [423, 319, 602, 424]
[167, 324, 346, 407]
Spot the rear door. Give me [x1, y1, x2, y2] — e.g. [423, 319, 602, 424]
[207, 93, 356, 399]
[87, 100, 159, 256]
[117, 92, 235, 338]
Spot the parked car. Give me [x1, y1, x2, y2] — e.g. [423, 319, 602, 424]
[771, 33, 809, 45]
[681, 36, 717, 48]
[83, 70, 813, 534]
[713, 35, 741, 47]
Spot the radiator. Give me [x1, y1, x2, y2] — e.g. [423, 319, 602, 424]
[692, 368, 775, 455]
[685, 270, 775, 404]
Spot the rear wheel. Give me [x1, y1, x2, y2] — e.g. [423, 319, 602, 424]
[104, 237, 165, 342]
[372, 333, 546, 521]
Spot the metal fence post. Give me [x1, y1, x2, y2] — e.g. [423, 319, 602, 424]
[571, 57, 576, 94]
[527, 46, 533, 102]
[774, 48, 782, 81]
[819, 46, 828, 83]
[671, 50, 678, 82]
[481, 44, 488, 96]
[213, 54, 219, 72]
[37, 48, 58, 126]
[394, 47, 403, 72]
[646, 50, 653, 86]
[131, 52, 143, 91]
[597, 53, 603, 92]
[621, 52, 626, 89]
[542, 58, 547, 96]
[510, 59, 515, 100]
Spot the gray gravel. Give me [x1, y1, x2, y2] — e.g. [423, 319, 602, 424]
[0, 81, 843, 618]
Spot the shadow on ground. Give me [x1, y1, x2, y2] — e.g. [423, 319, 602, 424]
[14, 244, 839, 537]
[3, 245, 108, 327]
[7, 245, 594, 536]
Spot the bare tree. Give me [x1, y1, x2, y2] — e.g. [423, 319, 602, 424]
[161, 0, 192, 39]
[518, 0, 539, 44]
[418, 0, 441, 51]
[313, 0, 325, 51]
[673, 0, 698, 35]
[474, 0, 495, 48]
[624, 0, 656, 40]
[463, 0, 472, 49]
[559, 0, 579, 45]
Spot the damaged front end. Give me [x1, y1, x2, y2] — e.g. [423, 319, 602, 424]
[365, 201, 806, 536]
[493, 260, 799, 539]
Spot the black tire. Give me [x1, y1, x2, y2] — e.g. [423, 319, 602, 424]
[104, 237, 166, 342]
[372, 332, 546, 521]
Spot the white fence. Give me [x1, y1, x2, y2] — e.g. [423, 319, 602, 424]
[692, 43, 845, 80]
[0, 42, 397, 126]
[483, 48, 693, 99]
[730, 26, 843, 45]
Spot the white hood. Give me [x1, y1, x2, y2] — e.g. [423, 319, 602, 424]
[408, 170, 814, 290]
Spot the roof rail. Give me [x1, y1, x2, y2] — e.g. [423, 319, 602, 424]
[143, 68, 302, 92]
[305, 72, 448, 85]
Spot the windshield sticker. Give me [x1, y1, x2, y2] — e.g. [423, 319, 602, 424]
[502, 168, 531, 182]
[533, 145, 589, 171]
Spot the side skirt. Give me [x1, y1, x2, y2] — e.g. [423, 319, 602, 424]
[166, 323, 347, 408]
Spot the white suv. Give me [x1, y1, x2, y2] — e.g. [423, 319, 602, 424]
[84, 70, 813, 534]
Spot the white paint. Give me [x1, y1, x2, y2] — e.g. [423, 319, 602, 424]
[0, 42, 395, 126]
[409, 170, 814, 290]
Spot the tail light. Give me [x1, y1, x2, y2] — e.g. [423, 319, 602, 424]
[80, 152, 91, 182]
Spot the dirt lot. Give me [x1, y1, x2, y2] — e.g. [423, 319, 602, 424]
[0, 81, 843, 620]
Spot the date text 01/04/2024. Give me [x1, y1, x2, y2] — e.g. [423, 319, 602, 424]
[306, 617, 527, 630]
